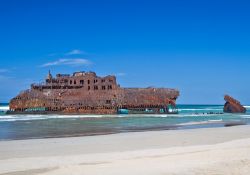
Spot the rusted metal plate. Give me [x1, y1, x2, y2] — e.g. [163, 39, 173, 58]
[9, 71, 180, 114]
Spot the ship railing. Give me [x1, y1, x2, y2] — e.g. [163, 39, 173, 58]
[31, 82, 46, 86]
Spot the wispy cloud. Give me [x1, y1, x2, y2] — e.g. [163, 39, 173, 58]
[66, 49, 87, 55]
[116, 72, 127, 77]
[47, 49, 88, 57]
[0, 69, 11, 80]
[0, 75, 12, 80]
[41, 58, 92, 67]
[0, 75, 5, 80]
[0, 69, 9, 73]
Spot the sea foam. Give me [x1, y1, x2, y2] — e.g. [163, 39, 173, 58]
[0, 106, 9, 111]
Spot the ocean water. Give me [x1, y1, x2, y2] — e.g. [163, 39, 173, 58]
[0, 103, 249, 140]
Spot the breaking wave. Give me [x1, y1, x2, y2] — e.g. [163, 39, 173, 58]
[178, 108, 223, 111]
[0, 113, 228, 122]
[0, 114, 118, 122]
[0, 105, 248, 122]
[0, 106, 9, 111]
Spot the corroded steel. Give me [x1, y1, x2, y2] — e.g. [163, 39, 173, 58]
[9, 71, 180, 114]
[224, 95, 246, 113]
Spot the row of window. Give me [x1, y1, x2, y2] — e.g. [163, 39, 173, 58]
[88, 85, 113, 90]
[67, 79, 113, 85]
[48, 78, 114, 85]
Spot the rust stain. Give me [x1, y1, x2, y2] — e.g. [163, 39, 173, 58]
[9, 71, 180, 114]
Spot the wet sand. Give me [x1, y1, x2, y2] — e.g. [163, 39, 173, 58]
[1, 125, 250, 175]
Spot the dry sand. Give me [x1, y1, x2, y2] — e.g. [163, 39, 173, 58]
[1, 126, 250, 175]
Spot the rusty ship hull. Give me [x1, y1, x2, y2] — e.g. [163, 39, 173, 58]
[8, 71, 180, 115]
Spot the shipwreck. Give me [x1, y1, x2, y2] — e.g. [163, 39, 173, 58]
[8, 71, 180, 114]
[224, 95, 246, 113]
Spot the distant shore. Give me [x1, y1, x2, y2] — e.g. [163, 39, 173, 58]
[1, 125, 250, 175]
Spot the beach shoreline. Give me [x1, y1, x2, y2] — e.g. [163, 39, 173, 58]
[1, 125, 250, 175]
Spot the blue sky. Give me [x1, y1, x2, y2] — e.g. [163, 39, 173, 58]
[0, 0, 250, 104]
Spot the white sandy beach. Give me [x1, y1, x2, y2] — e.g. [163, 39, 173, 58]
[1, 126, 250, 175]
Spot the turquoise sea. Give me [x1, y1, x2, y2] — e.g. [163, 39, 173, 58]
[0, 103, 249, 140]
